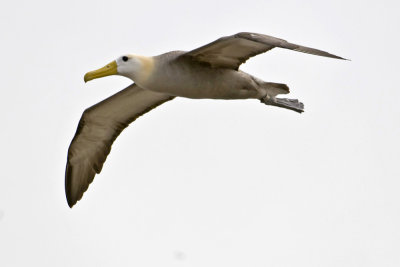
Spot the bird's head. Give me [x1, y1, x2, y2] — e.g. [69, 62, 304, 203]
[84, 54, 153, 83]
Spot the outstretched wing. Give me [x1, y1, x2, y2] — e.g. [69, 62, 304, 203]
[65, 84, 175, 207]
[182, 32, 346, 69]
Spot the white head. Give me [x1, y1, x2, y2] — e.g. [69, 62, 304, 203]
[84, 54, 153, 83]
[115, 55, 143, 80]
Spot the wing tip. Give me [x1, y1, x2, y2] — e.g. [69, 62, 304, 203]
[65, 161, 88, 209]
[66, 187, 85, 208]
[67, 199, 76, 208]
[65, 185, 79, 208]
[331, 54, 350, 61]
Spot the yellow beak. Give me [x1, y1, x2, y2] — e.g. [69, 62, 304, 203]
[84, 60, 118, 82]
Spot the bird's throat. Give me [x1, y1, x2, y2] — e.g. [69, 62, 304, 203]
[135, 55, 155, 85]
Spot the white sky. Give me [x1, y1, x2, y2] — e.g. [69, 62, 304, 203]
[1, 0, 400, 266]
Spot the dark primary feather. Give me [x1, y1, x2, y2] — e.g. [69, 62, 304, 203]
[182, 32, 346, 69]
[65, 84, 174, 207]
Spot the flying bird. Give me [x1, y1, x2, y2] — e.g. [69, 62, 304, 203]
[66, 32, 345, 207]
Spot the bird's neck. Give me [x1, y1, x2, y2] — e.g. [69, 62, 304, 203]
[131, 55, 155, 86]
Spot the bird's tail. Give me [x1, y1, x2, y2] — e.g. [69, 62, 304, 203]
[261, 96, 304, 113]
[251, 77, 304, 113]
[262, 82, 290, 95]
[251, 76, 291, 96]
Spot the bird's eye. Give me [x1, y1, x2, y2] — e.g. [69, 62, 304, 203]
[122, 56, 128, 62]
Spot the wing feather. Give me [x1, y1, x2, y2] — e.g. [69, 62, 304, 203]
[65, 84, 174, 207]
[182, 32, 346, 69]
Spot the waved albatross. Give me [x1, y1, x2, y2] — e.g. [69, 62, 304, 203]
[66, 32, 345, 207]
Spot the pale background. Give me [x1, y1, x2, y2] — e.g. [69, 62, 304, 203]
[1, 0, 399, 266]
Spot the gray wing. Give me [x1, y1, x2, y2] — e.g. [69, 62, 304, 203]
[182, 32, 346, 69]
[65, 84, 174, 207]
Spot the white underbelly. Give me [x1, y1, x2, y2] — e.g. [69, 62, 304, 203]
[143, 69, 259, 100]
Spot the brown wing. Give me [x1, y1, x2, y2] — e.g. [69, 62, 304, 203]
[65, 83, 175, 207]
[182, 32, 346, 69]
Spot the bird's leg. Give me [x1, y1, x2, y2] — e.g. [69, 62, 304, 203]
[261, 95, 304, 113]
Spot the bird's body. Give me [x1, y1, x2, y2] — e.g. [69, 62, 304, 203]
[141, 51, 259, 99]
[66, 32, 346, 207]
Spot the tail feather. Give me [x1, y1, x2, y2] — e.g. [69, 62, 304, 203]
[250, 75, 289, 96]
[251, 76, 303, 113]
[263, 82, 290, 95]
[262, 97, 304, 113]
